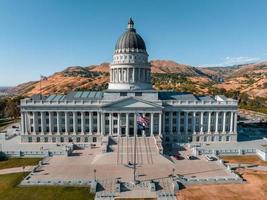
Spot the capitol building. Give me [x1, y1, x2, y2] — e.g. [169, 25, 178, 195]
[20, 18, 238, 146]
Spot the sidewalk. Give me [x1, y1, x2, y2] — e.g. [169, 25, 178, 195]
[0, 166, 34, 175]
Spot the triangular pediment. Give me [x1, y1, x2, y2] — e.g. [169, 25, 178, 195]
[102, 97, 163, 109]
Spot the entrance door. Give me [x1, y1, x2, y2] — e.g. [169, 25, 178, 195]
[129, 128, 134, 137]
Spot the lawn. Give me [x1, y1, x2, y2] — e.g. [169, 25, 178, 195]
[220, 155, 267, 167]
[0, 173, 94, 200]
[0, 158, 42, 170]
[177, 169, 267, 200]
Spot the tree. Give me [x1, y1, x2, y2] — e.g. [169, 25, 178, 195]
[4, 98, 20, 119]
[0, 98, 7, 118]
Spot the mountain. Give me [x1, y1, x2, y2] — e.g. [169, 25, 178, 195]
[8, 60, 211, 96]
[210, 62, 267, 98]
[7, 60, 267, 99]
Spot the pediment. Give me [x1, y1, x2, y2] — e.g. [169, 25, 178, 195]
[102, 97, 163, 109]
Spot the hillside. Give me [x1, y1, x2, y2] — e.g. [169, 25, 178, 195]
[8, 60, 212, 96]
[7, 60, 267, 100]
[212, 62, 267, 98]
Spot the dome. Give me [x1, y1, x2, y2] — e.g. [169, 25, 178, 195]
[115, 18, 146, 52]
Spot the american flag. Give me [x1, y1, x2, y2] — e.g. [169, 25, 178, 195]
[137, 113, 149, 130]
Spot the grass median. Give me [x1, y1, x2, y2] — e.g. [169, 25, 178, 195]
[0, 158, 42, 170]
[0, 173, 94, 200]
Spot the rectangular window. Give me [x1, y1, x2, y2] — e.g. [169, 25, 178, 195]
[135, 92, 142, 96]
[120, 92, 127, 96]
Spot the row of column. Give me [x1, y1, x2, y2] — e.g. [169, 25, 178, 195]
[21, 110, 237, 137]
[163, 111, 237, 135]
[110, 68, 150, 83]
[22, 111, 162, 137]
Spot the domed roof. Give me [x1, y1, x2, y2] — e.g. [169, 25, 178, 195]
[115, 18, 146, 53]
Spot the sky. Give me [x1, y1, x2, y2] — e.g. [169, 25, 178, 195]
[0, 0, 267, 86]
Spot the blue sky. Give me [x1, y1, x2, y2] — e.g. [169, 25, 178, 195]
[1, 0, 267, 86]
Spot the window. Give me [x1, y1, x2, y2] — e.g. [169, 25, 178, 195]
[76, 137, 80, 143]
[44, 137, 48, 142]
[28, 137, 32, 143]
[120, 92, 127, 96]
[36, 137, 40, 142]
[135, 92, 142, 96]
[60, 137, 64, 143]
[85, 137, 88, 142]
[93, 137, 97, 142]
[52, 137, 56, 143]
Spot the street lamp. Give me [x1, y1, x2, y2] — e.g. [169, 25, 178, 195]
[93, 169, 96, 181]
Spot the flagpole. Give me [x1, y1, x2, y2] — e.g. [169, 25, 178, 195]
[133, 121, 137, 183]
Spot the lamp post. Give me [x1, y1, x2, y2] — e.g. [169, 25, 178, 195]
[93, 169, 96, 181]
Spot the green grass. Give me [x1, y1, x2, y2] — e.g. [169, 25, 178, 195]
[0, 173, 94, 200]
[0, 158, 42, 170]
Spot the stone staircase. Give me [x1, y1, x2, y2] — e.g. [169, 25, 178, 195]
[94, 177, 177, 200]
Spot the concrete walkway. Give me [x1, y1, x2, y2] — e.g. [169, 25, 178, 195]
[249, 165, 267, 172]
[0, 166, 34, 175]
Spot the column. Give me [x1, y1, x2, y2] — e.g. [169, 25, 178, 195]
[159, 113, 162, 137]
[65, 112, 68, 135]
[40, 112, 45, 134]
[192, 112, 196, 134]
[200, 112, 204, 134]
[118, 113, 121, 136]
[89, 112, 92, 134]
[126, 113, 129, 137]
[234, 112, 237, 133]
[97, 112, 101, 134]
[185, 112, 188, 135]
[101, 113, 105, 135]
[150, 113, 154, 136]
[169, 112, 173, 134]
[207, 112, 211, 133]
[222, 112, 226, 133]
[132, 68, 135, 83]
[21, 112, 25, 134]
[176, 112, 180, 134]
[81, 112, 85, 134]
[162, 112, 165, 134]
[49, 112, 52, 135]
[32, 112, 36, 134]
[142, 113, 146, 136]
[134, 113, 137, 136]
[73, 112, 77, 135]
[230, 111, 234, 133]
[25, 112, 28, 134]
[127, 68, 130, 83]
[215, 112, 219, 133]
[57, 112, 60, 134]
[109, 113, 112, 135]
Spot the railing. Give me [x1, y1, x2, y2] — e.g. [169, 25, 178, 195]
[21, 99, 238, 106]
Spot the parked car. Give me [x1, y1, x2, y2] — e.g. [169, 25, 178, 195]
[174, 154, 184, 160]
[188, 155, 198, 160]
[205, 155, 216, 161]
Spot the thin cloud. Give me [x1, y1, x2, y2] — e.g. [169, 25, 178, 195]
[199, 56, 260, 67]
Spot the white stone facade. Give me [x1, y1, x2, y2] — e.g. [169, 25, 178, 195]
[20, 19, 238, 145]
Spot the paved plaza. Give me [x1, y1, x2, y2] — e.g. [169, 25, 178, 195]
[25, 137, 234, 184]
